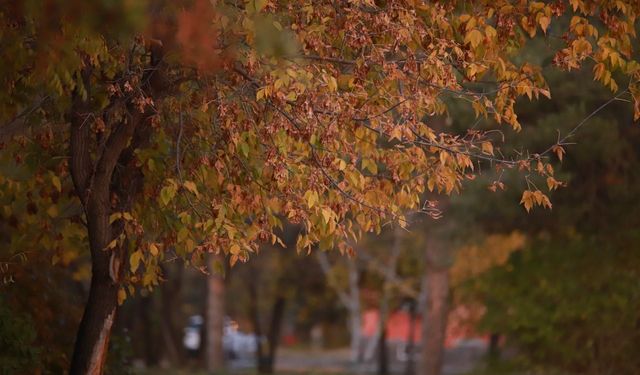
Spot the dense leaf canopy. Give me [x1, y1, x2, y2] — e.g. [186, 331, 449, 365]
[2, 0, 639, 296]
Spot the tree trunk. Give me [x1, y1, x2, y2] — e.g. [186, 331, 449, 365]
[405, 299, 417, 375]
[67, 43, 161, 375]
[420, 265, 449, 375]
[488, 333, 501, 362]
[347, 257, 362, 363]
[69, 194, 119, 374]
[377, 324, 389, 375]
[69, 274, 118, 374]
[206, 254, 226, 373]
[68, 87, 143, 374]
[249, 280, 264, 371]
[259, 296, 286, 374]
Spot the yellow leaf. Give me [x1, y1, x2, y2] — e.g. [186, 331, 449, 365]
[117, 288, 126, 305]
[464, 29, 484, 48]
[389, 127, 403, 141]
[362, 158, 378, 174]
[105, 238, 118, 250]
[51, 175, 62, 192]
[321, 207, 333, 224]
[183, 180, 199, 197]
[485, 25, 497, 40]
[130, 250, 142, 273]
[481, 141, 494, 156]
[538, 16, 550, 34]
[109, 213, 122, 224]
[149, 243, 159, 256]
[253, 0, 268, 12]
[159, 185, 176, 206]
[230, 243, 241, 255]
[327, 76, 338, 92]
[305, 190, 319, 208]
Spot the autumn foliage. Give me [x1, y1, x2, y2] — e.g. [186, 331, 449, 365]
[1, 0, 640, 373]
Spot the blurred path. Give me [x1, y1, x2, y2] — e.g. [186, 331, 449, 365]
[263, 339, 487, 374]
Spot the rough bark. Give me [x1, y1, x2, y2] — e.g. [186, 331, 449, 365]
[206, 254, 226, 372]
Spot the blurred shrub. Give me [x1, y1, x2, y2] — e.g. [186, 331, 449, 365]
[0, 296, 42, 375]
[471, 234, 640, 375]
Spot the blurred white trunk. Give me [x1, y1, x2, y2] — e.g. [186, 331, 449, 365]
[317, 253, 362, 363]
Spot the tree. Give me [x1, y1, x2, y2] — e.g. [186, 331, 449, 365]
[2, 1, 640, 373]
[450, 60, 640, 374]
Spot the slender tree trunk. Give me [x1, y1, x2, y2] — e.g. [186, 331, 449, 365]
[405, 299, 417, 375]
[249, 280, 264, 371]
[420, 263, 449, 375]
[377, 323, 389, 375]
[249, 272, 286, 375]
[260, 296, 286, 374]
[488, 333, 501, 362]
[206, 254, 226, 373]
[347, 258, 362, 363]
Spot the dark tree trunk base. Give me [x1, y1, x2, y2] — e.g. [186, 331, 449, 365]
[69, 274, 118, 375]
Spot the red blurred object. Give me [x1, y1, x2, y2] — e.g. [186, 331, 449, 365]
[361, 306, 488, 348]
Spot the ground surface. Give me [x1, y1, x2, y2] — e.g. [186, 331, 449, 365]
[142, 339, 488, 374]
